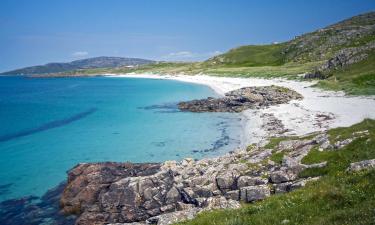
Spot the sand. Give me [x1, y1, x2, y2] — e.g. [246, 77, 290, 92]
[105, 73, 375, 146]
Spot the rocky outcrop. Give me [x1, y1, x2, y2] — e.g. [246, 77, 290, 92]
[60, 126, 373, 225]
[348, 159, 375, 172]
[60, 132, 331, 225]
[178, 86, 303, 113]
[319, 41, 375, 72]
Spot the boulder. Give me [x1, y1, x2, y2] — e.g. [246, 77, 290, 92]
[348, 159, 375, 172]
[202, 196, 241, 210]
[269, 170, 298, 184]
[240, 185, 270, 202]
[215, 171, 239, 191]
[237, 176, 267, 188]
[225, 190, 240, 201]
[146, 208, 201, 225]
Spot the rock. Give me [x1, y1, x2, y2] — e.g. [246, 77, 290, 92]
[291, 177, 320, 191]
[281, 156, 300, 168]
[59, 126, 329, 224]
[225, 190, 240, 201]
[278, 139, 312, 151]
[334, 138, 354, 149]
[192, 185, 213, 198]
[303, 71, 326, 79]
[216, 171, 239, 191]
[318, 41, 375, 72]
[248, 149, 272, 164]
[348, 159, 375, 172]
[269, 170, 298, 184]
[274, 182, 292, 194]
[319, 140, 332, 151]
[165, 187, 181, 204]
[146, 208, 201, 225]
[161, 161, 178, 171]
[178, 86, 303, 113]
[60, 162, 161, 216]
[240, 185, 270, 202]
[181, 158, 195, 167]
[202, 196, 241, 210]
[305, 161, 327, 169]
[227, 163, 248, 172]
[313, 133, 330, 145]
[237, 176, 267, 188]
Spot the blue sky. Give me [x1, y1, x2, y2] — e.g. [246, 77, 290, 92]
[1, 0, 374, 72]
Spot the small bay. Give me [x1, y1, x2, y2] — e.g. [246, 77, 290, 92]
[0, 76, 243, 202]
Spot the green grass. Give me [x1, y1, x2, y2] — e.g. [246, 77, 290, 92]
[315, 52, 375, 95]
[263, 137, 289, 149]
[205, 43, 287, 67]
[175, 119, 375, 225]
[270, 152, 285, 165]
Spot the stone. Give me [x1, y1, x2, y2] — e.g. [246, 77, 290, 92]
[161, 161, 177, 171]
[178, 86, 303, 113]
[146, 208, 201, 225]
[269, 171, 292, 183]
[192, 185, 213, 198]
[348, 159, 375, 172]
[181, 158, 195, 167]
[225, 190, 240, 201]
[237, 176, 267, 188]
[281, 156, 300, 168]
[202, 196, 241, 210]
[306, 161, 327, 169]
[313, 133, 329, 145]
[334, 138, 354, 149]
[165, 187, 181, 204]
[216, 171, 239, 191]
[274, 182, 292, 194]
[240, 185, 270, 202]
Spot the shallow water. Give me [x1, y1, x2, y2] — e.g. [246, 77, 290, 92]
[0, 76, 243, 202]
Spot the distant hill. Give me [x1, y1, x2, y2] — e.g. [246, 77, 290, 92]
[1, 56, 155, 75]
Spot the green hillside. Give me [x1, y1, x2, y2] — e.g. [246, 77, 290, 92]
[205, 43, 287, 67]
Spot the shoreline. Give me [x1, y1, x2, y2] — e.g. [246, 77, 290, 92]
[105, 73, 375, 146]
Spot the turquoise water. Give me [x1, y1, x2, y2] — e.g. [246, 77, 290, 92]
[0, 76, 243, 202]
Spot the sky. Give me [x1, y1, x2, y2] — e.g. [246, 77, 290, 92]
[0, 0, 374, 72]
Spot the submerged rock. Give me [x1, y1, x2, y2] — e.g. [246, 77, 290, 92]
[178, 86, 303, 112]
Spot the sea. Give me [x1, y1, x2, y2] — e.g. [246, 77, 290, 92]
[0, 75, 244, 207]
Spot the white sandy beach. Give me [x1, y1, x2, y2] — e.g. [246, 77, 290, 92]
[106, 73, 375, 146]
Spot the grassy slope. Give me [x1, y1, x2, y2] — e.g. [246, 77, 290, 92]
[205, 43, 287, 67]
[176, 119, 375, 225]
[315, 52, 375, 95]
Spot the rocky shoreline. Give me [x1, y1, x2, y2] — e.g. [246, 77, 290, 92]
[178, 86, 303, 112]
[59, 128, 370, 225]
[54, 85, 372, 225]
[56, 85, 316, 225]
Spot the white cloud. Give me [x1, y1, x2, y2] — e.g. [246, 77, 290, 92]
[167, 51, 194, 58]
[162, 50, 222, 61]
[72, 51, 89, 58]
